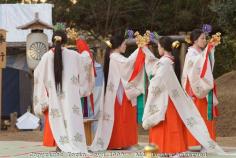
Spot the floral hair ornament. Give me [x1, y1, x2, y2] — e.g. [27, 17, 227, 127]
[150, 31, 158, 43]
[135, 30, 151, 47]
[202, 24, 212, 35]
[125, 29, 134, 39]
[53, 22, 66, 31]
[66, 27, 78, 41]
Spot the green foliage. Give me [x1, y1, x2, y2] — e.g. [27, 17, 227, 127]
[209, 0, 236, 77]
[214, 36, 236, 78]
[209, 0, 236, 35]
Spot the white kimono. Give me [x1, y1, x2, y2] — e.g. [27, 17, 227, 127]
[142, 56, 224, 154]
[182, 45, 218, 107]
[33, 48, 95, 153]
[90, 47, 157, 151]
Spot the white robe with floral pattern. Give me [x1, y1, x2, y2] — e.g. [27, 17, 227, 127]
[90, 47, 157, 151]
[182, 45, 218, 106]
[33, 48, 95, 153]
[142, 56, 224, 154]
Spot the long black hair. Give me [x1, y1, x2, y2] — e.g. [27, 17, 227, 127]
[104, 34, 125, 92]
[52, 30, 67, 92]
[158, 36, 181, 83]
[190, 29, 204, 45]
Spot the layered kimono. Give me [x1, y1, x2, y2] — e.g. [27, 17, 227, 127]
[90, 47, 157, 151]
[182, 44, 218, 147]
[145, 55, 187, 153]
[142, 53, 224, 154]
[34, 48, 95, 153]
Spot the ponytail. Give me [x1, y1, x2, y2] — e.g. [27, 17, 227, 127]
[104, 47, 111, 93]
[172, 48, 181, 83]
[103, 34, 125, 93]
[52, 31, 67, 92]
[54, 40, 63, 92]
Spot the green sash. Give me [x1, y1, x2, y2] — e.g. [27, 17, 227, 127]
[207, 90, 213, 120]
[207, 52, 214, 120]
[137, 70, 147, 124]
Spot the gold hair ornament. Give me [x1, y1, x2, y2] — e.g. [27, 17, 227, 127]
[172, 41, 180, 49]
[54, 36, 62, 42]
[105, 40, 112, 48]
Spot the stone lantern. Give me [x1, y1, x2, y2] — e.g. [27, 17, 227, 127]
[17, 12, 53, 70]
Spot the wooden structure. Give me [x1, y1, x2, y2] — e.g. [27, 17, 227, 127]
[17, 13, 53, 31]
[0, 35, 32, 131]
[84, 118, 97, 145]
[0, 29, 7, 68]
[0, 28, 7, 131]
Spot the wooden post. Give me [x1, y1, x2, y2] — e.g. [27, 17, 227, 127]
[9, 112, 17, 132]
[178, 32, 188, 76]
[0, 29, 7, 131]
[83, 118, 97, 145]
[0, 29, 7, 68]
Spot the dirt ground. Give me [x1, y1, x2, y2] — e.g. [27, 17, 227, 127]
[0, 130, 43, 142]
[216, 71, 236, 137]
[0, 130, 236, 148]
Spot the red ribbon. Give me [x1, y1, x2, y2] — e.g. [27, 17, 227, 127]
[128, 48, 146, 82]
[199, 44, 219, 118]
[200, 44, 214, 78]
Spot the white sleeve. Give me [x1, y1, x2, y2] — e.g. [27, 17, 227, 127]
[187, 45, 215, 98]
[33, 54, 49, 116]
[78, 51, 95, 97]
[142, 63, 168, 130]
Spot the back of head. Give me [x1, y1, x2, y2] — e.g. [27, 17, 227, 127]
[52, 30, 68, 92]
[158, 36, 181, 83]
[158, 36, 172, 52]
[190, 29, 203, 44]
[110, 34, 125, 49]
[52, 30, 68, 45]
[104, 34, 125, 92]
